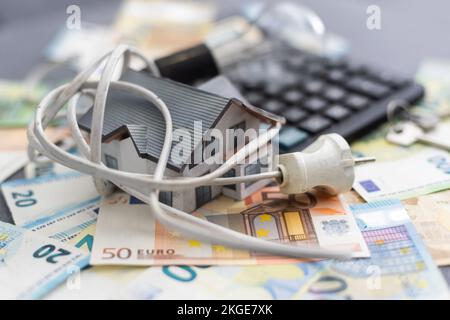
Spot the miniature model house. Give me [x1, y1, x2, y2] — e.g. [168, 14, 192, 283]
[78, 70, 284, 213]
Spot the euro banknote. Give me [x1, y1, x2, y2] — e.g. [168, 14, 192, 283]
[43, 224, 147, 300]
[0, 221, 89, 299]
[353, 148, 450, 202]
[403, 190, 450, 266]
[90, 187, 369, 266]
[23, 198, 99, 243]
[118, 262, 324, 299]
[1, 171, 99, 226]
[299, 200, 449, 299]
[117, 200, 448, 299]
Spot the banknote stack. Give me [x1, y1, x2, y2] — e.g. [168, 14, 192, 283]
[1, 58, 450, 299]
[1, 0, 450, 298]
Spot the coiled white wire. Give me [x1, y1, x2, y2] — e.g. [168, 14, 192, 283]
[27, 45, 350, 260]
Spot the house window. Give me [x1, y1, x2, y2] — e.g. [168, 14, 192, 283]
[104, 154, 118, 169]
[195, 185, 212, 208]
[203, 136, 216, 159]
[189, 152, 196, 170]
[230, 121, 246, 152]
[244, 162, 261, 187]
[258, 156, 269, 169]
[222, 168, 236, 190]
[159, 191, 173, 207]
[189, 136, 217, 170]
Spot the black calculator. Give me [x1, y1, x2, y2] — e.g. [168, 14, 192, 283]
[226, 48, 425, 151]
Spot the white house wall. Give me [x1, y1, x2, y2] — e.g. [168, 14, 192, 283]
[99, 103, 276, 212]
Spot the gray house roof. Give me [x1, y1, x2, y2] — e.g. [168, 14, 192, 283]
[78, 69, 283, 171]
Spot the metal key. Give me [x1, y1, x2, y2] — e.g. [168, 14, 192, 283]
[386, 120, 450, 150]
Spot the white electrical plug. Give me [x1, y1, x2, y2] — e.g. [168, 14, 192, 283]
[275, 133, 374, 195]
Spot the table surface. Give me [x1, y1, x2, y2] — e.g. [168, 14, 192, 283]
[1, 0, 450, 285]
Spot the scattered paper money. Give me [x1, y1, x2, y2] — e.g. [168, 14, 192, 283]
[1, 172, 99, 226]
[44, 224, 147, 300]
[299, 200, 449, 299]
[90, 187, 369, 266]
[23, 198, 99, 243]
[354, 148, 450, 201]
[118, 262, 324, 299]
[0, 221, 89, 299]
[403, 190, 450, 266]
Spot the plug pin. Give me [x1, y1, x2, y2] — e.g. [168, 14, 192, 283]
[354, 157, 376, 165]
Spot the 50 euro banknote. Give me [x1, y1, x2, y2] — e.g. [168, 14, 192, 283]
[118, 200, 449, 300]
[90, 186, 369, 266]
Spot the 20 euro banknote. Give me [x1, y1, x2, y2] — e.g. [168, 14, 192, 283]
[23, 198, 99, 243]
[1, 171, 99, 226]
[0, 221, 89, 299]
[30, 221, 147, 300]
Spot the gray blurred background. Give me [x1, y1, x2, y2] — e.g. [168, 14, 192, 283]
[0, 0, 449, 79]
[0, 0, 449, 282]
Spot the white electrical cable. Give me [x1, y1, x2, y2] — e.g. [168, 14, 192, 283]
[28, 45, 351, 260]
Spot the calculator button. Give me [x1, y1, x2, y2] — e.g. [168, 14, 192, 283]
[345, 76, 390, 99]
[324, 105, 351, 121]
[299, 115, 332, 133]
[282, 108, 308, 123]
[283, 89, 304, 104]
[278, 126, 310, 149]
[366, 69, 407, 88]
[323, 86, 346, 102]
[303, 79, 325, 94]
[345, 94, 370, 110]
[303, 97, 327, 112]
[327, 69, 347, 82]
